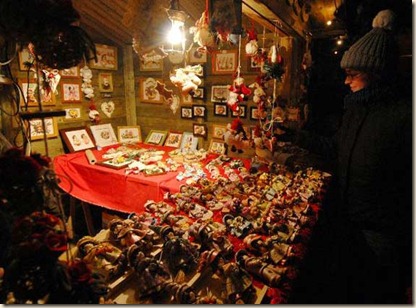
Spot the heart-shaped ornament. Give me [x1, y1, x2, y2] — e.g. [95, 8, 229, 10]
[101, 101, 115, 118]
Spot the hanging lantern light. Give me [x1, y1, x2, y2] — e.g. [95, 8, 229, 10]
[164, 0, 188, 54]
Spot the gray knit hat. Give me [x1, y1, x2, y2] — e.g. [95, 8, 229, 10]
[340, 10, 398, 77]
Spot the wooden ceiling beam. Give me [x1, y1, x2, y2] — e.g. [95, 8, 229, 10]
[74, 1, 132, 45]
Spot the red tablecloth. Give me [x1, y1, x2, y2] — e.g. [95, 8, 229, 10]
[53, 144, 185, 214]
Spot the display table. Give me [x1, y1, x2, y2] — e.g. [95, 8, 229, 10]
[52, 144, 251, 214]
[54, 144, 331, 304]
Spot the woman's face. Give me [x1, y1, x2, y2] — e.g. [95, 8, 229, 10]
[344, 69, 371, 92]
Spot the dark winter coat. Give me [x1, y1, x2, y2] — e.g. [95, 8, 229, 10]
[295, 84, 412, 239]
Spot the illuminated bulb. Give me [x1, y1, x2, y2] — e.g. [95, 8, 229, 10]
[326, 20, 332, 26]
[334, 50, 338, 55]
[167, 20, 184, 45]
[337, 39, 343, 45]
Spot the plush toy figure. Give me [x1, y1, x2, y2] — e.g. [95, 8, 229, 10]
[227, 76, 251, 111]
[169, 65, 202, 95]
[245, 27, 258, 57]
[223, 119, 250, 153]
[88, 101, 101, 124]
[189, 11, 216, 52]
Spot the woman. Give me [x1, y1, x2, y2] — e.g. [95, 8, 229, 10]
[281, 10, 412, 304]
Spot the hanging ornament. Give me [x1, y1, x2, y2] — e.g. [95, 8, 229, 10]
[169, 94, 180, 114]
[227, 75, 251, 111]
[189, 11, 216, 52]
[100, 101, 115, 118]
[88, 100, 101, 124]
[156, 81, 174, 102]
[245, 25, 258, 56]
[223, 118, 250, 153]
[226, 35, 251, 112]
[41, 69, 61, 94]
[169, 65, 202, 95]
[80, 65, 94, 99]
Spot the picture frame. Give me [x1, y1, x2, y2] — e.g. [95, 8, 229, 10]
[211, 85, 229, 102]
[214, 102, 228, 117]
[191, 87, 205, 99]
[98, 73, 114, 92]
[181, 106, 193, 119]
[212, 49, 238, 74]
[28, 117, 58, 141]
[65, 108, 81, 119]
[89, 123, 119, 148]
[18, 48, 36, 70]
[192, 105, 206, 118]
[139, 77, 163, 103]
[117, 126, 142, 144]
[139, 50, 164, 71]
[248, 57, 262, 72]
[19, 78, 57, 107]
[144, 130, 168, 146]
[208, 139, 226, 155]
[193, 123, 207, 138]
[59, 127, 96, 152]
[250, 106, 267, 120]
[164, 131, 183, 148]
[231, 105, 247, 118]
[180, 131, 199, 151]
[19, 79, 39, 107]
[90, 44, 118, 70]
[188, 47, 207, 63]
[61, 81, 82, 103]
[212, 124, 227, 140]
[60, 66, 80, 78]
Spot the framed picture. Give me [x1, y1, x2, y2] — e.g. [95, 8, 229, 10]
[65, 108, 81, 119]
[193, 123, 207, 138]
[250, 106, 267, 120]
[181, 106, 193, 119]
[191, 87, 204, 99]
[212, 49, 238, 74]
[212, 124, 227, 140]
[98, 73, 114, 92]
[144, 130, 168, 146]
[89, 123, 118, 147]
[209, 140, 226, 155]
[180, 132, 199, 151]
[18, 48, 36, 70]
[214, 102, 228, 117]
[90, 44, 118, 70]
[139, 50, 164, 71]
[28, 117, 58, 141]
[59, 127, 96, 152]
[117, 126, 142, 144]
[61, 82, 82, 103]
[19, 79, 38, 107]
[231, 105, 247, 118]
[188, 47, 207, 63]
[192, 105, 206, 118]
[248, 57, 262, 71]
[139, 77, 163, 103]
[60, 66, 80, 78]
[211, 85, 229, 102]
[164, 131, 183, 148]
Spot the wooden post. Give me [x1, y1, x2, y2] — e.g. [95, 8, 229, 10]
[123, 45, 137, 126]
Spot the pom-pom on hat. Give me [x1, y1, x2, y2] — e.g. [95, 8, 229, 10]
[340, 10, 398, 77]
